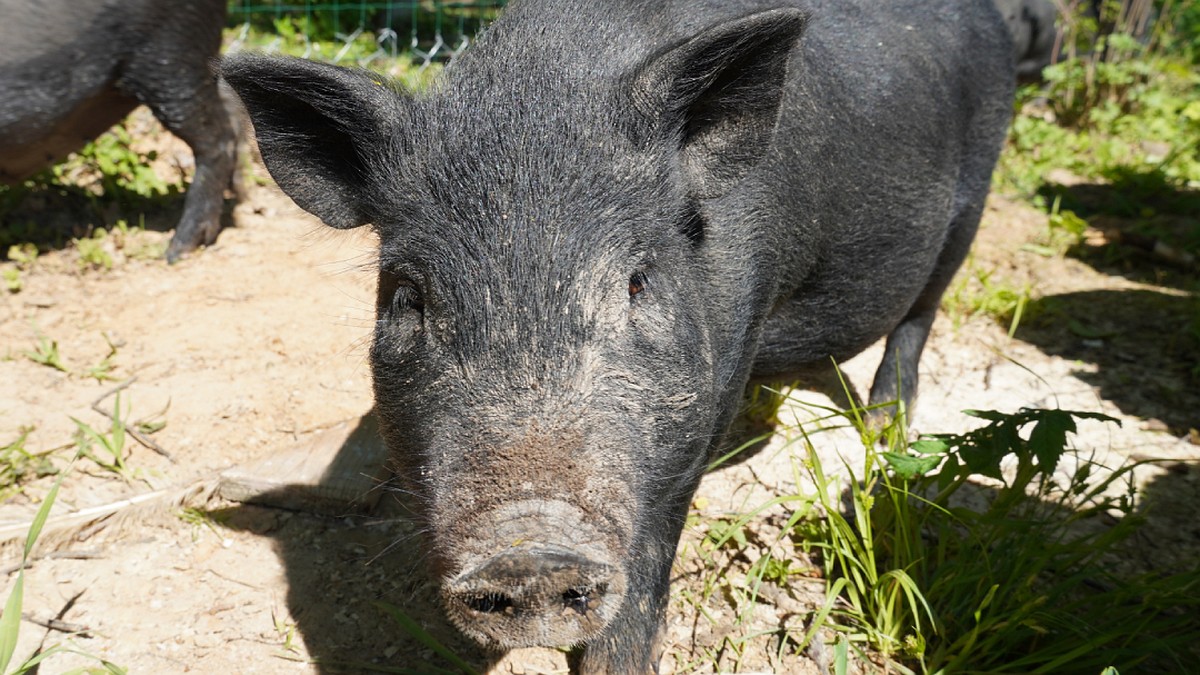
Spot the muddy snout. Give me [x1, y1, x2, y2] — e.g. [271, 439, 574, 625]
[441, 501, 628, 649]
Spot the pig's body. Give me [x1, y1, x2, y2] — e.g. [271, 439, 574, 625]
[0, 0, 238, 261]
[222, 0, 1014, 670]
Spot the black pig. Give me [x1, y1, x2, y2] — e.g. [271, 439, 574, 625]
[221, 0, 1014, 670]
[0, 0, 238, 262]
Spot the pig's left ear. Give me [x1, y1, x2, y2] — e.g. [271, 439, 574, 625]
[220, 54, 405, 229]
[632, 9, 806, 199]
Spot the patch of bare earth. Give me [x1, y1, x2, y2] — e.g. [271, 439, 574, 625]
[2, 114, 1196, 673]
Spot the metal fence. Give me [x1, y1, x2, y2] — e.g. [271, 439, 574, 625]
[225, 1, 508, 67]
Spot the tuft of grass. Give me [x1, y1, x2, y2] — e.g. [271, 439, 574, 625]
[1, 269, 19, 294]
[1022, 196, 1091, 258]
[79, 333, 121, 384]
[70, 393, 144, 484]
[0, 429, 59, 501]
[177, 507, 227, 543]
[2, 243, 36, 293]
[73, 229, 114, 271]
[56, 124, 176, 201]
[271, 608, 301, 655]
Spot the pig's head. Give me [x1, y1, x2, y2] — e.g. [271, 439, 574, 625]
[221, 7, 803, 653]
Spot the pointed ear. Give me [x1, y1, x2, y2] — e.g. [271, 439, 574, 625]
[219, 54, 407, 229]
[632, 9, 806, 199]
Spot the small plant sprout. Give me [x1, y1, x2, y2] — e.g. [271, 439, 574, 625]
[22, 335, 69, 373]
[1, 268, 18, 293]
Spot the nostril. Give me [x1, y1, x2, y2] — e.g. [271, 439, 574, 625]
[562, 588, 589, 615]
[562, 583, 605, 616]
[466, 592, 514, 614]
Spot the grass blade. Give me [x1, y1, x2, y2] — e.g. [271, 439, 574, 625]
[374, 601, 478, 675]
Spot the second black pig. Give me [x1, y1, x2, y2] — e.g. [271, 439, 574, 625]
[0, 0, 239, 262]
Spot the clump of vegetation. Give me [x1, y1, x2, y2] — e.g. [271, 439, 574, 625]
[0, 429, 59, 501]
[997, 0, 1200, 265]
[55, 124, 177, 202]
[2, 244, 37, 293]
[0, 117, 183, 262]
[22, 335, 69, 374]
[799, 405, 1200, 673]
[686, 399, 1200, 674]
[71, 393, 148, 484]
[70, 219, 164, 272]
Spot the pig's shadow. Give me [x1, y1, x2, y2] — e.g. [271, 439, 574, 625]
[213, 413, 500, 673]
[0, 178, 236, 252]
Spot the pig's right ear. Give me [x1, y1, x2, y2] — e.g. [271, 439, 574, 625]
[220, 54, 405, 229]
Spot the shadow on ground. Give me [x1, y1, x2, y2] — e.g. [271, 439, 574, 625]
[203, 387, 1200, 674]
[1014, 287, 1199, 435]
[213, 413, 499, 674]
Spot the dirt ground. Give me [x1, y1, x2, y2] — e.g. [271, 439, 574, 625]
[1, 109, 1197, 674]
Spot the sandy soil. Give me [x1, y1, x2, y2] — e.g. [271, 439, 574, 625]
[1, 110, 1196, 674]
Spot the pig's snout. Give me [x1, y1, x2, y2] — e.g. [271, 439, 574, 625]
[445, 544, 626, 648]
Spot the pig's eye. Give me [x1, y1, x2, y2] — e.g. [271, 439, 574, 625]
[628, 271, 649, 300]
[391, 283, 424, 316]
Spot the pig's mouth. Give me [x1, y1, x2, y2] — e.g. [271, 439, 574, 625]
[437, 500, 630, 649]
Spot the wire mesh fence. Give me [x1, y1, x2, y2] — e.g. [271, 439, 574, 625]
[225, 1, 508, 68]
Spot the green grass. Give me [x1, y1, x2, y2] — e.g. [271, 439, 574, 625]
[941, 261, 1032, 336]
[21, 336, 68, 374]
[689, 395, 1200, 674]
[839, 408, 1195, 673]
[0, 468, 127, 675]
[70, 393, 151, 485]
[21, 332, 123, 382]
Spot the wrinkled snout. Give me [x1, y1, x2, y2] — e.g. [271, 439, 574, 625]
[439, 500, 629, 649]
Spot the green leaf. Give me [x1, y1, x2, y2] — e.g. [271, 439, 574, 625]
[24, 482, 59, 561]
[883, 452, 942, 479]
[910, 438, 949, 456]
